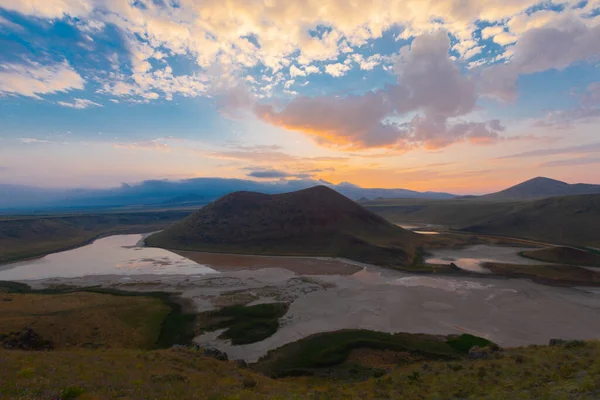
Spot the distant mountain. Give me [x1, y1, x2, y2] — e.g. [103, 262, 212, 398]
[479, 177, 600, 201]
[147, 186, 423, 266]
[0, 178, 455, 211]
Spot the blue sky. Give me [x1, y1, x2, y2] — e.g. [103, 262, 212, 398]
[0, 0, 599, 193]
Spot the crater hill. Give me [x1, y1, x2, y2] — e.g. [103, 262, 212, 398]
[146, 186, 423, 266]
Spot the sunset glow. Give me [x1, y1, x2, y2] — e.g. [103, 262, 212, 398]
[1, 0, 599, 193]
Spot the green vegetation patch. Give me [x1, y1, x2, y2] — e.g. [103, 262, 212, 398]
[254, 330, 479, 378]
[202, 303, 289, 345]
[446, 334, 494, 353]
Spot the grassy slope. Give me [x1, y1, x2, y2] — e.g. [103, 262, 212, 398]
[148, 187, 425, 267]
[0, 291, 170, 349]
[0, 210, 192, 264]
[1, 286, 599, 399]
[521, 246, 600, 267]
[365, 194, 600, 248]
[2, 341, 599, 399]
[0, 283, 197, 350]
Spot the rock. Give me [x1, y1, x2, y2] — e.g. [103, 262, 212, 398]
[0, 328, 53, 351]
[203, 348, 228, 361]
[235, 359, 248, 369]
[549, 339, 567, 346]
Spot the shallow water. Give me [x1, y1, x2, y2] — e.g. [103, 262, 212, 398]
[0, 234, 218, 280]
[425, 244, 544, 273]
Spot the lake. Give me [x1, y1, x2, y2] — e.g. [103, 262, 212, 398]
[0, 234, 218, 280]
[425, 244, 545, 273]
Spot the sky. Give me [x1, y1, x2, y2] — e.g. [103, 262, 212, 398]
[0, 0, 599, 194]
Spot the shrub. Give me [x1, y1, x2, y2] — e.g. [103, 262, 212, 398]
[60, 385, 86, 400]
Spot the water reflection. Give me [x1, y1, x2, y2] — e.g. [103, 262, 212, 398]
[0, 234, 218, 280]
[425, 245, 544, 274]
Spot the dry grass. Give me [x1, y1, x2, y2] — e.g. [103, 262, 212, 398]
[1, 341, 599, 399]
[0, 292, 170, 349]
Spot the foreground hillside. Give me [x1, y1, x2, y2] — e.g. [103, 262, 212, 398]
[1, 283, 599, 400]
[0, 210, 192, 264]
[2, 337, 599, 399]
[147, 186, 424, 266]
[366, 194, 600, 248]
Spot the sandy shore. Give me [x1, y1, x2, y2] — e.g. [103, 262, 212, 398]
[169, 250, 364, 275]
[21, 264, 600, 363]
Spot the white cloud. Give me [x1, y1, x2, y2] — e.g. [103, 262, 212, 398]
[0, 15, 23, 31]
[350, 54, 382, 70]
[0, 60, 84, 99]
[304, 65, 320, 74]
[325, 62, 352, 77]
[113, 140, 170, 152]
[289, 65, 306, 78]
[0, 0, 94, 19]
[17, 137, 65, 145]
[3, 0, 599, 106]
[482, 17, 600, 101]
[57, 98, 102, 109]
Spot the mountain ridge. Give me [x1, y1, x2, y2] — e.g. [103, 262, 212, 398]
[478, 177, 600, 200]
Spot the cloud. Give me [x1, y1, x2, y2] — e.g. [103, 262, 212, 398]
[482, 17, 600, 101]
[245, 168, 308, 179]
[0, 0, 93, 19]
[113, 140, 170, 152]
[245, 167, 323, 179]
[253, 31, 490, 150]
[0, 60, 84, 99]
[350, 54, 382, 70]
[540, 156, 600, 168]
[0, 15, 23, 31]
[57, 98, 103, 109]
[17, 138, 65, 145]
[289, 65, 305, 78]
[324, 63, 352, 77]
[531, 82, 600, 128]
[498, 142, 600, 159]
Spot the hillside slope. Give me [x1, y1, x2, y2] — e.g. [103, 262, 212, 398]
[147, 186, 423, 266]
[479, 177, 600, 201]
[463, 194, 600, 247]
[365, 194, 600, 247]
